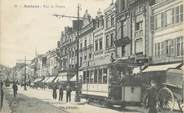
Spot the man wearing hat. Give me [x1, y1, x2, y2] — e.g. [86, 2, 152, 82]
[144, 80, 159, 113]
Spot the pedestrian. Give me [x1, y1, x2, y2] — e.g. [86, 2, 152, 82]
[66, 84, 72, 103]
[12, 82, 18, 98]
[0, 81, 4, 111]
[144, 80, 159, 113]
[52, 85, 57, 100]
[59, 85, 63, 101]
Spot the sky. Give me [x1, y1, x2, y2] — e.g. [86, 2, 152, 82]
[0, 0, 112, 67]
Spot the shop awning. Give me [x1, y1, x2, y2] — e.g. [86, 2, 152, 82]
[42, 77, 49, 83]
[45, 77, 55, 83]
[142, 63, 181, 73]
[33, 78, 42, 83]
[70, 75, 76, 81]
[54, 76, 67, 82]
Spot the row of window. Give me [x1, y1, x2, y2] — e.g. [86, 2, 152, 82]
[155, 37, 183, 57]
[154, 5, 183, 30]
[81, 68, 108, 84]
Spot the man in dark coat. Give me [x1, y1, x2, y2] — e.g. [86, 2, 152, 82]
[144, 80, 158, 113]
[0, 81, 4, 111]
[12, 82, 18, 98]
[66, 84, 72, 102]
[52, 85, 57, 100]
[59, 86, 63, 101]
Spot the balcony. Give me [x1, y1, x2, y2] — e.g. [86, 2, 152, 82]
[114, 36, 131, 47]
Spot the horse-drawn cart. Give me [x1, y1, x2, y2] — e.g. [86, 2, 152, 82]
[142, 63, 184, 112]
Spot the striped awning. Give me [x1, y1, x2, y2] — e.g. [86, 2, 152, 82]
[142, 63, 181, 73]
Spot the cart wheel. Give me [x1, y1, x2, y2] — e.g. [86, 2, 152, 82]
[158, 87, 175, 111]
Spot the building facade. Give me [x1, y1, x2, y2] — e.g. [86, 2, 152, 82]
[152, 0, 183, 64]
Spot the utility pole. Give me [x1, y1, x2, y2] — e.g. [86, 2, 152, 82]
[76, 4, 80, 102]
[16, 57, 32, 91]
[24, 56, 27, 90]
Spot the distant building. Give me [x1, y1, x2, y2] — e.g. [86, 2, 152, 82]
[46, 49, 59, 76]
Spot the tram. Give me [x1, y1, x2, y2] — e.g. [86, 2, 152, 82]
[80, 59, 143, 107]
[80, 61, 184, 112]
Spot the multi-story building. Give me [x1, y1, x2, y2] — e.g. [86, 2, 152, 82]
[139, 0, 184, 86]
[81, 5, 117, 97]
[115, 0, 154, 73]
[33, 54, 48, 77]
[115, 0, 131, 59]
[78, 10, 95, 83]
[152, 0, 183, 64]
[46, 49, 59, 76]
[57, 21, 83, 81]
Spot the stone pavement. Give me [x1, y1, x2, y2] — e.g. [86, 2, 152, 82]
[0, 93, 11, 113]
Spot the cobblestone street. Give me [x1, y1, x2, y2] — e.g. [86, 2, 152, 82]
[0, 86, 181, 113]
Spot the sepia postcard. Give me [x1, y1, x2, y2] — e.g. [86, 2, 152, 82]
[0, 0, 184, 113]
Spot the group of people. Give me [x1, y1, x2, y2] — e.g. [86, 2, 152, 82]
[52, 84, 72, 103]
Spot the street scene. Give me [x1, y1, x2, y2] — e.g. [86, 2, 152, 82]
[0, 0, 184, 113]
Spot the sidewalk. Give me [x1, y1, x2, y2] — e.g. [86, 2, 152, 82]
[0, 95, 11, 113]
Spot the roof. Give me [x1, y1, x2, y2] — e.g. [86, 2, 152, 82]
[142, 63, 181, 73]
